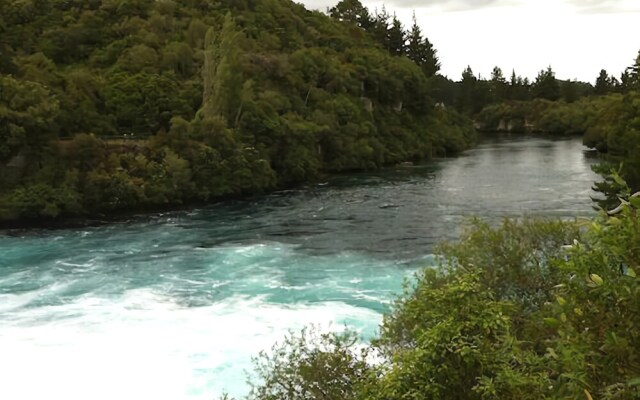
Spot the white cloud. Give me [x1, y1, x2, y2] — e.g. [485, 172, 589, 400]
[374, 0, 504, 11]
[297, 0, 640, 83]
[565, 0, 640, 13]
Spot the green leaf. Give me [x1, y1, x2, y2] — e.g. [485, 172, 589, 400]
[630, 196, 640, 209]
[629, 377, 640, 387]
[607, 217, 622, 226]
[589, 274, 604, 286]
[544, 318, 560, 328]
[613, 173, 626, 187]
[627, 267, 637, 278]
[557, 297, 567, 306]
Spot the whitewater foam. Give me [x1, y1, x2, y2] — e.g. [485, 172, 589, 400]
[0, 287, 383, 399]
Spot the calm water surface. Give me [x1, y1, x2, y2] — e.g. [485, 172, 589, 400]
[0, 136, 599, 399]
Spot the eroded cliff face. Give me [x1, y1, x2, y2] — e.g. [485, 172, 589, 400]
[475, 118, 537, 133]
[0, 153, 27, 185]
[473, 98, 595, 136]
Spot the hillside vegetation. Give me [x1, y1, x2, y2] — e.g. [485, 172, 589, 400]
[0, 0, 474, 223]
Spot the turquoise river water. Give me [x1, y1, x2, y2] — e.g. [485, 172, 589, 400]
[0, 136, 599, 399]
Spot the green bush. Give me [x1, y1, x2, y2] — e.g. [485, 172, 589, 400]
[247, 327, 377, 400]
[246, 191, 640, 400]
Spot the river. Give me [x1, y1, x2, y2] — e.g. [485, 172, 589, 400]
[0, 136, 599, 399]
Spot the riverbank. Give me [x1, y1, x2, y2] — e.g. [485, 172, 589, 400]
[0, 127, 476, 231]
[2, 134, 601, 233]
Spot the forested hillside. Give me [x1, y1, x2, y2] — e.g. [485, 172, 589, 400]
[0, 0, 475, 223]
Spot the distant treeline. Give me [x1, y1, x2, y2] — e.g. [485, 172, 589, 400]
[469, 52, 640, 202]
[432, 63, 637, 116]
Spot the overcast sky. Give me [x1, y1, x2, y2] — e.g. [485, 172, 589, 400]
[297, 0, 640, 83]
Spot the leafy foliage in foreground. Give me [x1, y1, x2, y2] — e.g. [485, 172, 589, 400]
[0, 0, 475, 223]
[248, 327, 377, 400]
[243, 193, 640, 400]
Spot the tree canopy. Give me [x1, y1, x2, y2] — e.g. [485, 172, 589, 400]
[0, 0, 475, 223]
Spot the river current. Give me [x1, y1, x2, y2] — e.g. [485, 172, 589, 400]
[0, 136, 599, 399]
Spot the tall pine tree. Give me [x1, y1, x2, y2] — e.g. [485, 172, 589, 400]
[388, 13, 405, 56]
[371, 6, 390, 51]
[405, 12, 439, 77]
[594, 69, 614, 95]
[532, 66, 560, 101]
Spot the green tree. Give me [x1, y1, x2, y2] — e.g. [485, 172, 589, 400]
[185, 18, 208, 49]
[161, 42, 194, 77]
[329, 0, 373, 30]
[507, 70, 531, 101]
[201, 13, 245, 126]
[420, 38, 439, 78]
[456, 66, 478, 114]
[387, 14, 404, 56]
[0, 75, 59, 161]
[405, 12, 424, 64]
[595, 69, 614, 95]
[371, 6, 390, 50]
[105, 71, 192, 135]
[628, 49, 640, 89]
[248, 327, 376, 400]
[560, 79, 579, 103]
[405, 13, 439, 78]
[532, 66, 560, 101]
[490, 66, 507, 102]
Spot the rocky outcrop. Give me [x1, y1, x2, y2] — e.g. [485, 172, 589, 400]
[475, 118, 539, 134]
[361, 97, 373, 113]
[0, 152, 27, 185]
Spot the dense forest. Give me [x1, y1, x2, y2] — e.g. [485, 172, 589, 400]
[0, 0, 476, 223]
